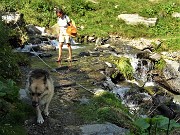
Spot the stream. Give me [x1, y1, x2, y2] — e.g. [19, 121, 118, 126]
[94, 43, 180, 119]
[20, 38, 180, 134]
[3, 8, 180, 120]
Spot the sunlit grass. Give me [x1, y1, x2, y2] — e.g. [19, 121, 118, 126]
[77, 91, 132, 128]
[113, 57, 134, 80]
[1, 0, 179, 50]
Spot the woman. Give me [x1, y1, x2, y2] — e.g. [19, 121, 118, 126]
[56, 9, 73, 63]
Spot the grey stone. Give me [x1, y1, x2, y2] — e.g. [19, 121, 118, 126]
[149, 53, 161, 61]
[80, 123, 128, 135]
[26, 24, 42, 35]
[172, 12, 180, 18]
[118, 14, 157, 27]
[163, 59, 180, 94]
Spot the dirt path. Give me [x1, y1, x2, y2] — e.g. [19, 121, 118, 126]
[25, 85, 86, 135]
[22, 47, 98, 135]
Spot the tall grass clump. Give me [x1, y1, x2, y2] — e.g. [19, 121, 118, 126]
[113, 57, 134, 80]
[154, 58, 166, 71]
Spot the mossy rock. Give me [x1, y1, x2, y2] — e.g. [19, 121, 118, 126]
[45, 23, 59, 37]
[88, 71, 106, 82]
[79, 67, 93, 73]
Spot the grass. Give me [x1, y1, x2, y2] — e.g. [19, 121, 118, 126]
[0, 125, 27, 135]
[0, 0, 180, 51]
[154, 58, 166, 71]
[161, 38, 180, 51]
[112, 56, 134, 80]
[77, 91, 133, 128]
[0, 101, 34, 135]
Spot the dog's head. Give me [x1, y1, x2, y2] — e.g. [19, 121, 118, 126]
[29, 77, 47, 107]
[28, 69, 49, 107]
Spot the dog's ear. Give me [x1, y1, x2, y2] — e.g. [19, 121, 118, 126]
[43, 73, 50, 84]
[25, 76, 33, 93]
[28, 77, 32, 86]
[29, 76, 36, 85]
[43, 76, 47, 84]
[28, 71, 33, 85]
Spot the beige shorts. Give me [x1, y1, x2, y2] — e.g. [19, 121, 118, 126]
[59, 29, 71, 43]
[59, 34, 71, 43]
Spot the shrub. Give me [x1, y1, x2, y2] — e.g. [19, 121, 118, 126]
[0, 79, 19, 103]
[0, 20, 27, 82]
[0, 19, 10, 45]
[0, 45, 21, 81]
[0, 78, 34, 135]
[134, 115, 180, 135]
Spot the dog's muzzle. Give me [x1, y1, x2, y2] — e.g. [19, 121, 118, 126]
[32, 101, 39, 107]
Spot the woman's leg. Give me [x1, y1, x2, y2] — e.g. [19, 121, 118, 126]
[57, 42, 63, 61]
[65, 35, 72, 60]
[67, 43, 72, 60]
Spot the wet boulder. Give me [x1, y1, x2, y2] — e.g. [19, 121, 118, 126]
[154, 59, 180, 94]
[162, 59, 180, 94]
[105, 67, 125, 84]
[26, 24, 42, 35]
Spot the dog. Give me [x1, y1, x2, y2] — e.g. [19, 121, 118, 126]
[26, 69, 54, 124]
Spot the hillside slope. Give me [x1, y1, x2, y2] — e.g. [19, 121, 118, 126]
[0, 0, 180, 50]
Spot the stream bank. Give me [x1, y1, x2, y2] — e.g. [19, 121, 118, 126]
[19, 36, 180, 135]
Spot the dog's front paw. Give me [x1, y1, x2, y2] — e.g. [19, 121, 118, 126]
[44, 111, 49, 116]
[37, 115, 44, 124]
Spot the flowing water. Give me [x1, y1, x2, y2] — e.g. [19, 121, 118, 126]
[19, 40, 179, 116]
[105, 44, 179, 114]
